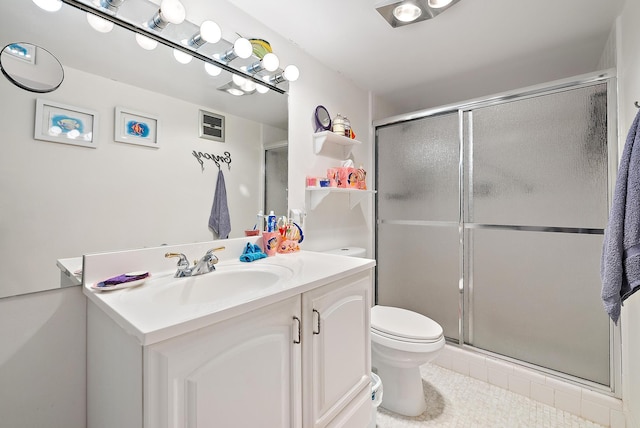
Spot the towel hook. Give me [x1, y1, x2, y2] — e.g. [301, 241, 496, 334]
[635, 101, 640, 108]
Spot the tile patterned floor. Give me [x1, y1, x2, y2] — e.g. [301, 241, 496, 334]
[376, 364, 606, 428]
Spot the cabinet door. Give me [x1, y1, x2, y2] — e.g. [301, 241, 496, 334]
[302, 271, 372, 428]
[145, 296, 302, 428]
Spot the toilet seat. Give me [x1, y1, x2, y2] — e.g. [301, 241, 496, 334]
[371, 328, 440, 344]
[371, 305, 443, 341]
[371, 306, 444, 353]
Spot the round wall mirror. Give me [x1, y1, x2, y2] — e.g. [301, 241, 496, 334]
[315, 105, 331, 132]
[0, 42, 64, 93]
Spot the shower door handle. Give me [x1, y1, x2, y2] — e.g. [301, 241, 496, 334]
[313, 309, 321, 335]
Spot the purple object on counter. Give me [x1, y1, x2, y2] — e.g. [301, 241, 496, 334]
[98, 272, 149, 287]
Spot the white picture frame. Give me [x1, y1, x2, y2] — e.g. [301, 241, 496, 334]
[114, 106, 159, 148]
[34, 98, 98, 148]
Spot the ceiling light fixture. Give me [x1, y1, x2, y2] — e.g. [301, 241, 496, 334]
[55, 0, 299, 96]
[393, 3, 421, 22]
[216, 37, 253, 63]
[146, 0, 186, 31]
[428, 0, 453, 8]
[375, 0, 462, 28]
[266, 65, 299, 85]
[246, 52, 279, 74]
[217, 79, 256, 96]
[187, 20, 222, 48]
[98, 0, 125, 12]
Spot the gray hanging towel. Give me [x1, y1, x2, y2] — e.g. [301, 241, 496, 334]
[208, 169, 231, 239]
[601, 109, 640, 324]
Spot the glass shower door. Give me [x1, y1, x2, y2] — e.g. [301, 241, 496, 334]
[464, 84, 611, 385]
[376, 113, 461, 340]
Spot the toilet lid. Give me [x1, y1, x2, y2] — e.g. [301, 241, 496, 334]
[371, 305, 443, 341]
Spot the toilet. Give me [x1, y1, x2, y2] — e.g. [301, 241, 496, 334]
[371, 305, 444, 416]
[323, 247, 445, 417]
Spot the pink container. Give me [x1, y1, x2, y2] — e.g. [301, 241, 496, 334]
[262, 232, 280, 257]
[327, 168, 339, 182]
[338, 167, 357, 188]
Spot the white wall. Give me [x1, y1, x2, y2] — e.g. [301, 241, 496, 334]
[0, 287, 86, 428]
[617, 1, 640, 426]
[286, 54, 374, 255]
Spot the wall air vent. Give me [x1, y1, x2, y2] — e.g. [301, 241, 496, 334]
[199, 110, 225, 142]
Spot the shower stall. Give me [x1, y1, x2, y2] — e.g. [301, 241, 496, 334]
[374, 72, 618, 390]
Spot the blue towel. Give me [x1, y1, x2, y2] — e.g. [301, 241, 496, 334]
[208, 169, 231, 239]
[601, 109, 640, 323]
[239, 243, 267, 262]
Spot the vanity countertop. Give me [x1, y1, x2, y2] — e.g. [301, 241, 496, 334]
[83, 248, 375, 346]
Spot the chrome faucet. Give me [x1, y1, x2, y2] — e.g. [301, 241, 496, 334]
[165, 246, 225, 278]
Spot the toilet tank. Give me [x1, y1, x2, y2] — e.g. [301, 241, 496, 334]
[323, 247, 366, 258]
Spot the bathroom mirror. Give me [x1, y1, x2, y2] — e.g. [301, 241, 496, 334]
[0, 42, 64, 93]
[0, 0, 288, 299]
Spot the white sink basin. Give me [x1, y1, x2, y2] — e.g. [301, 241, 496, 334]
[151, 263, 294, 306]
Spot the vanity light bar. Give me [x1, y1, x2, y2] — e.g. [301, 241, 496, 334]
[59, 0, 287, 94]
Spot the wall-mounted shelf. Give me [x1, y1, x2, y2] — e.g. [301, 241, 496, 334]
[305, 187, 375, 210]
[313, 131, 362, 158]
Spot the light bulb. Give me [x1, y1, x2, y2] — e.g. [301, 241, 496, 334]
[428, 0, 453, 8]
[99, 0, 126, 12]
[283, 65, 299, 82]
[233, 38, 253, 59]
[256, 84, 269, 94]
[393, 3, 422, 22]
[204, 62, 221, 76]
[86, 13, 114, 33]
[262, 53, 280, 72]
[173, 49, 193, 64]
[200, 20, 221, 44]
[136, 33, 158, 50]
[232, 73, 247, 86]
[32, 0, 62, 12]
[241, 80, 256, 92]
[159, 0, 186, 25]
[227, 88, 244, 96]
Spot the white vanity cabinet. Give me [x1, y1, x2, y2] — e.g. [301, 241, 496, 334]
[145, 296, 303, 428]
[302, 272, 372, 428]
[87, 268, 372, 428]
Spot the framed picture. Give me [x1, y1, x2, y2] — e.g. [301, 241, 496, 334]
[114, 107, 159, 148]
[6, 43, 36, 64]
[34, 99, 98, 148]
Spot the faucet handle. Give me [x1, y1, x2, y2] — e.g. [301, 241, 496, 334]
[205, 246, 226, 263]
[165, 252, 189, 268]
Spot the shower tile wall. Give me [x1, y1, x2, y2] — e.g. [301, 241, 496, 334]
[432, 345, 624, 427]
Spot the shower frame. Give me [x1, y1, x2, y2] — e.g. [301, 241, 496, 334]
[373, 70, 621, 396]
